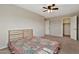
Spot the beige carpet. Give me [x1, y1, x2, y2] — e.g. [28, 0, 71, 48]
[0, 35, 79, 54]
[44, 35, 79, 54]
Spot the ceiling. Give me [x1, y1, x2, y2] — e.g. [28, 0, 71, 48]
[16, 4, 79, 18]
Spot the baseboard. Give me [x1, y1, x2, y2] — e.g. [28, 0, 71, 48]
[0, 47, 8, 51]
[0, 46, 8, 50]
[63, 35, 70, 37]
[45, 35, 63, 38]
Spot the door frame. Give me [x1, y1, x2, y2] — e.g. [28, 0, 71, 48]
[77, 16, 78, 40]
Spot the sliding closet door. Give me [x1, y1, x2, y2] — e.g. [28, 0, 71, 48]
[70, 16, 77, 40]
[45, 19, 50, 35]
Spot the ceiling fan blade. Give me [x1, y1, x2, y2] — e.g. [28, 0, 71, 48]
[52, 8, 58, 10]
[52, 4, 55, 7]
[43, 7, 47, 9]
[43, 10, 47, 12]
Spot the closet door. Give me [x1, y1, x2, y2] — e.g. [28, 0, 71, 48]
[45, 19, 50, 35]
[70, 16, 77, 40]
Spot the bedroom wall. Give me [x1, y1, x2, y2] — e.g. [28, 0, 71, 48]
[0, 5, 45, 49]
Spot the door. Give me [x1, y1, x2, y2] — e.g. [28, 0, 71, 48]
[70, 16, 77, 40]
[45, 19, 50, 35]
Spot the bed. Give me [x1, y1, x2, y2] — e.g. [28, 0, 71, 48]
[8, 29, 60, 54]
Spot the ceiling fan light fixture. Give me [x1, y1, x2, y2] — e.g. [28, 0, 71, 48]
[51, 10, 53, 12]
[43, 4, 58, 13]
[48, 10, 53, 13]
[48, 9, 50, 13]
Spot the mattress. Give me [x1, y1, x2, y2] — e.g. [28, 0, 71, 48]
[8, 37, 60, 54]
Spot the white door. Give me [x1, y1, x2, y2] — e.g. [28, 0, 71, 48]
[70, 16, 77, 40]
[45, 20, 50, 35]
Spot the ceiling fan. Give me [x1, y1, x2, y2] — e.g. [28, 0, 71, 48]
[43, 4, 58, 13]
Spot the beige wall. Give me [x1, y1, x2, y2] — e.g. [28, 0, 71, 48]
[0, 5, 45, 49]
[63, 17, 70, 23]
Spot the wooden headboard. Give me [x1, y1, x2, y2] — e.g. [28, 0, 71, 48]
[8, 29, 33, 41]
